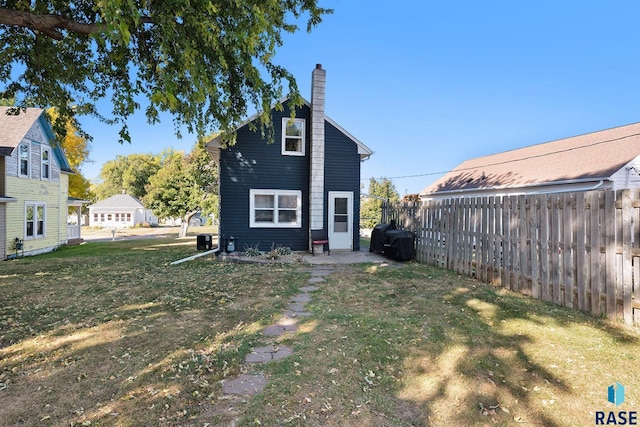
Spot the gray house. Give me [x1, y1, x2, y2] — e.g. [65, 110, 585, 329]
[206, 65, 373, 252]
[421, 122, 640, 201]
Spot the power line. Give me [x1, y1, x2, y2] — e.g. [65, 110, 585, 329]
[362, 132, 640, 182]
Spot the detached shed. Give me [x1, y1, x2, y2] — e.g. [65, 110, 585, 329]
[88, 193, 157, 228]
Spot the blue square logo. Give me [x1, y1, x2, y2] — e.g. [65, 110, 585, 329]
[608, 382, 625, 406]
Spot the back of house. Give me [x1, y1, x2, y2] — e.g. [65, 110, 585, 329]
[207, 65, 373, 253]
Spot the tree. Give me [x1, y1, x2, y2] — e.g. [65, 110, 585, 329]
[144, 140, 218, 237]
[45, 108, 94, 202]
[360, 178, 400, 229]
[0, 1, 332, 142]
[94, 153, 161, 200]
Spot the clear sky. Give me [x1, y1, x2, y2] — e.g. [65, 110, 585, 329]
[77, 0, 640, 196]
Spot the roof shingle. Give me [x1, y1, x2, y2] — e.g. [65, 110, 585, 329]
[421, 122, 640, 194]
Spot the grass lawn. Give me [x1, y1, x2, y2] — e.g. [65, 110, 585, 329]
[1, 236, 639, 426]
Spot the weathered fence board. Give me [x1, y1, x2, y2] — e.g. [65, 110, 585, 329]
[382, 189, 640, 325]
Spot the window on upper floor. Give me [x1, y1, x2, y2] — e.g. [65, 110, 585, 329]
[250, 189, 302, 228]
[26, 202, 45, 239]
[281, 118, 305, 156]
[19, 142, 30, 177]
[41, 148, 50, 179]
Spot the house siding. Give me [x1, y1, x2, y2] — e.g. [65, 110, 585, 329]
[5, 175, 67, 257]
[219, 102, 311, 252]
[610, 155, 640, 190]
[324, 121, 362, 251]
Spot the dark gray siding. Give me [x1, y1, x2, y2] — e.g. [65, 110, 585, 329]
[324, 121, 362, 251]
[219, 102, 311, 252]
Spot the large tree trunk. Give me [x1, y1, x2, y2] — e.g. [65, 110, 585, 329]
[179, 210, 199, 238]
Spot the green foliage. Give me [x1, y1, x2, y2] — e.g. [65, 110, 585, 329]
[0, 1, 332, 142]
[143, 140, 219, 223]
[360, 178, 400, 229]
[94, 153, 162, 200]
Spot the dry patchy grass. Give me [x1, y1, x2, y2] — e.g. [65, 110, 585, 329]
[2, 239, 639, 426]
[0, 238, 304, 426]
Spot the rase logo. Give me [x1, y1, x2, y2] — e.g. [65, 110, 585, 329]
[596, 382, 637, 425]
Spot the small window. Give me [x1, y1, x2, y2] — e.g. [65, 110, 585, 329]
[41, 148, 50, 179]
[19, 143, 30, 177]
[281, 118, 305, 156]
[250, 189, 302, 228]
[25, 202, 45, 239]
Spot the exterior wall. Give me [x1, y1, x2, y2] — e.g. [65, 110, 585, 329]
[610, 156, 640, 190]
[219, 102, 311, 252]
[324, 121, 362, 251]
[88, 208, 157, 228]
[3, 120, 68, 258]
[5, 175, 67, 257]
[0, 203, 5, 260]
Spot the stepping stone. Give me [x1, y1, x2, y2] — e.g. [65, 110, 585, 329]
[291, 294, 312, 303]
[308, 277, 325, 283]
[222, 374, 267, 395]
[262, 324, 298, 336]
[283, 310, 312, 318]
[246, 345, 293, 363]
[288, 302, 307, 312]
[300, 285, 320, 293]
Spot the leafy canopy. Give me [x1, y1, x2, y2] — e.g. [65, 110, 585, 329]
[360, 178, 400, 229]
[94, 153, 162, 200]
[0, 0, 332, 142]
[144, 140, 218, 237]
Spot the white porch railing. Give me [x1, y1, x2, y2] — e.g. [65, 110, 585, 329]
[67, 225, 81, 239]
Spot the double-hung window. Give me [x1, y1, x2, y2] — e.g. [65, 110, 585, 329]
[41, 148, 50, 179]
[281, 118, 305, 156]
[250, 189, 302, 228]
[19, 142, 30, 177]
[26, 202, 45, 239]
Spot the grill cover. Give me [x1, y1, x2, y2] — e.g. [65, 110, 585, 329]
[382, 230, 415, 261]
[370, 223, 392, 253]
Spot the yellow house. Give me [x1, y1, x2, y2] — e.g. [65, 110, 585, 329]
[0, 107, 77, 259]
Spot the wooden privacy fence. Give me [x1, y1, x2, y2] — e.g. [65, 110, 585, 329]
[382, 189, 640, 325]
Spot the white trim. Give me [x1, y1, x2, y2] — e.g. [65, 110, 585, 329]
[25, 201, 46, 239]
[281, 117, 306, 156]
[328, 191, 353, 250]
[41, 146, 51, 180]
[249, 189, 302, 228]
[18, 141, 30, 178]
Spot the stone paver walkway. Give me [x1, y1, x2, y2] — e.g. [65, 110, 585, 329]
[221, 266, 335, 397]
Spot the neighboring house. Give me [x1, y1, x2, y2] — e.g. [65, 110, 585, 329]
[0, 107, 77, 259]
[421, 122, 640, 201]
[206, 64, 373, 252]
[88, 193, 158, 228]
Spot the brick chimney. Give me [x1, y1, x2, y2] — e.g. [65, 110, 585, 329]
[309, 64, 326, 233]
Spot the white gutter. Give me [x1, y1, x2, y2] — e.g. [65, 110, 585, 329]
[421, 177, 610, 198]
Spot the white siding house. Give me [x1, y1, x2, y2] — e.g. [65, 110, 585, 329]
[88, 193, 157, 228]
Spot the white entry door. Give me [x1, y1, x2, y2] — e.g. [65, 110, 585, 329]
[328, 191, 353, 250]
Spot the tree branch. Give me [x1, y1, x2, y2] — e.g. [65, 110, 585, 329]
[0, 7, 151, 40]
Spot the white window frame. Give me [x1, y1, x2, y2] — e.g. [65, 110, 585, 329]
[25, 202, 46, 239]
[250, 189, 302, 228]
[41, 146, 51, 180]
[281, 118, 305, 156]
[18, 142, 30, 178]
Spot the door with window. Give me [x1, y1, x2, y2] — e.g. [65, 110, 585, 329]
[328, 191, 353, 250]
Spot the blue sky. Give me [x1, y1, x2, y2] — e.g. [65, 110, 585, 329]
[78, 0, 640, 195]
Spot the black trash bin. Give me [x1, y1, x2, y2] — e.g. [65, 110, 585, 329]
[370, 221, 397, 253]
[382, 229, 415, 261]
[197, 234, 212, 251]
